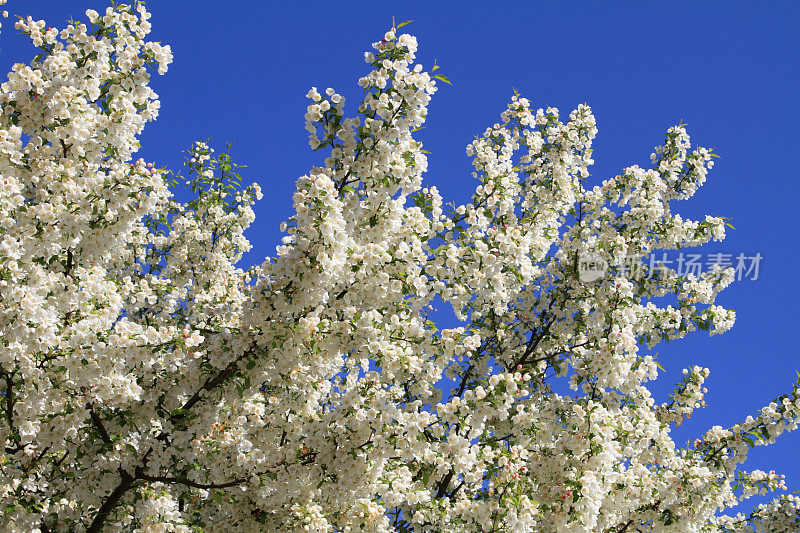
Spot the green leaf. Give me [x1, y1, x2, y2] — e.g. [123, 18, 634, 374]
[396, 19, 413, 29]
[433, 74, 452, 85]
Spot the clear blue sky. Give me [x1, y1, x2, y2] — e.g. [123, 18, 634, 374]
[4, 0, 799, 516]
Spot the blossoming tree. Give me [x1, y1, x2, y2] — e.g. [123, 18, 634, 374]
[0, 3, 798, 532]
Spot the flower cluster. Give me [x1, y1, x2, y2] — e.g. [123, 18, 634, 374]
[0, 4, 798, 532]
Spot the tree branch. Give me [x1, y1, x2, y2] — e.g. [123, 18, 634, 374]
[135, 470, 246, 490]
[86, 469, 135, 533]
[174, 358, 240, 419]
[2, 370, 19, 448]
[435, 469, 454, 499]
[87, 403, 112, 445]
[512, 316, 556, 370]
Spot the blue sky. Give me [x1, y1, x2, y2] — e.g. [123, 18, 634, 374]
[4, 0, 799, 516]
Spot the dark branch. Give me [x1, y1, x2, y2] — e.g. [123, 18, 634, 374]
[135, 470, 246, 490]
[87, 403, 112, 444]
[86, 469, 135, 533]
[435, 469, 454, 499]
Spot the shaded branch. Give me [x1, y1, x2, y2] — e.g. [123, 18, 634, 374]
[135, 469, 246, 490]
[87, 403, 112, 445]
[86, 469, 135, 533]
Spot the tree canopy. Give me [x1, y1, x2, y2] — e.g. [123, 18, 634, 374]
[1, 3, 799, 532]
